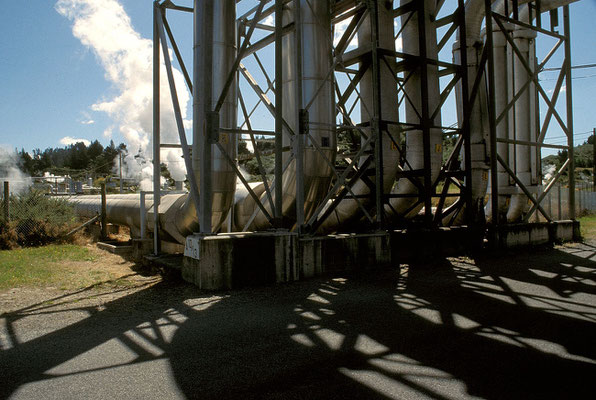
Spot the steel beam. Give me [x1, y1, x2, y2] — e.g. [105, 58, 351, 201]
[152, 1, 161, 254]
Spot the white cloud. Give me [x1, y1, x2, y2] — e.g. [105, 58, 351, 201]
[103, 126, 113, 138]
[60, 136, 91, 146]
[81, 119, 95, 125]
[334, 17, 359, 48]
[395, 37, 403, 52]
[56, 0, 190, 186]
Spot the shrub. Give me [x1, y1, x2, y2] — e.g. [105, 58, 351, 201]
[0, 189, 79, 248]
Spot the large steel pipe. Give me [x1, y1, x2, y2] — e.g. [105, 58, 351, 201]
[486, 20, 515, 221]
[493, 0, 577, 222]
[387, 0, 443, 218]
[507, 19, 537, 222]
[234, 0, 336, 231]
[161, 0, 238, 239]
[318, 0, 401, 232]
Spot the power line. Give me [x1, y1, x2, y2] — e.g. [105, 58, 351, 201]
[540, 73, 596, 81]
[547, 130, 592, 141]
[541, 63, 596, 72]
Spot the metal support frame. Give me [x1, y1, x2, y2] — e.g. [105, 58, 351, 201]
[483, 1, 575, 228]
[274, 0, 283, 226]
[152, 0, 575, 241]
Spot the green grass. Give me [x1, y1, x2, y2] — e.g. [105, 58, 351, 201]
[0, 244, 99, 290]
[579, 214, 596, 240]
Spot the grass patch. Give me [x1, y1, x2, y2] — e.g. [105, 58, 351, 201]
[579, 213, 596, 240]
[0, 244, 123, 291]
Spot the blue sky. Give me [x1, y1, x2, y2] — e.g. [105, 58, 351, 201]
[0, 0, 595, 158]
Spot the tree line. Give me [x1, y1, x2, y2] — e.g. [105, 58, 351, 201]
[17, 140, 127, 179]
[545, 135, 595, 170]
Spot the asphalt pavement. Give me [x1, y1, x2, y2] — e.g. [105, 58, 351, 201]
[1, 242, 595, 399]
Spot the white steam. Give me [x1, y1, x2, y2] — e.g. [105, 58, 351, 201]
[0, 147, 31, 195]
[56, 0, 190, 189]
[542, 163, 557, 184]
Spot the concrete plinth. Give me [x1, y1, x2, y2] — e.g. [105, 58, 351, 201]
[132, 239, 153, 261]
[180, 222, 580, 290]
[494, 220, 580, 249]
[182, 232, 298, 290]
[181, 228, 483, 290]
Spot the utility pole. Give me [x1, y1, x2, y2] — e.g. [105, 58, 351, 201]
[3, 181, 9, 222]
[119, 151, 123, 194]
[100, 182, 107, 240]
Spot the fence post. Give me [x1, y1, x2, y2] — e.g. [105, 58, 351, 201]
[578, 182, 582, 215]
[592, 128, 596, 191]
[548, 191, 552, 218]
[140, 191, 146, 239]
[100, 183, 107, 240]
[3, 181, 9, 222]
[557, 184, 562, 220]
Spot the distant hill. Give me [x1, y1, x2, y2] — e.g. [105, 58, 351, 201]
[542, 135, 594, 169]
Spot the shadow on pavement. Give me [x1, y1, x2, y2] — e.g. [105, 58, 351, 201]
[1, 243, 595, 399]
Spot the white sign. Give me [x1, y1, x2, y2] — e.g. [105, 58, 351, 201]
[184, 236, 201, 260]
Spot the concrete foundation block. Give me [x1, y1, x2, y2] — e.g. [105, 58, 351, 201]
[299, 233, 390, 279]
[550, 220, 579, 243]
[182, 232, 298, 290]
[132, 239, 153, 261]
[529, 223, 550, 245]
[499, 225, 531, 248]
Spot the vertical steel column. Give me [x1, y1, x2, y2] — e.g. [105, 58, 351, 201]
[294, 0, 305, 230]
[100, 182, 107, 240]
[119, 151, 123, 193]
[152, 1, 161, 254]
[563, 5, 575, 219]
[274, 0, 283, 226]
[199, 0, 214, 233]
[458, 0, 473, 225]
[485, 0, 499, 227]
[367, 0, 384, 229]
[417, 1, 432, 226]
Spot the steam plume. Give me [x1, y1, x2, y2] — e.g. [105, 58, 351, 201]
[56, 0, 190, 190]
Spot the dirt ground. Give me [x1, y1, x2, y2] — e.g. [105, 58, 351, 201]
[0, 244, 164, 316]
[1, 239, 593, 318]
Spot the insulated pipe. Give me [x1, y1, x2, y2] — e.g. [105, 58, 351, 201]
[387, 0, 442, 218]
[493, 0, 577, 222]
[450, 0, 528, 224]
[451, 38, 490, 225]
[318, 0, 401, 233]
[457, 0, 576, 224]
[507, 11, 537, 222]
[174, 0, 237, 236]
[234, 0, 336, 231]
[68, 194, 154, 238]
[504, 0, 578, 222]
[487, 20, 515, 221]
[446, 0, 500, 225]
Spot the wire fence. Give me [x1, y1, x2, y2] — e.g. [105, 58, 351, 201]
[1, 183, 79, 248]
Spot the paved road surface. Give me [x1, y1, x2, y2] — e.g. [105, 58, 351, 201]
[1, 243, 595, 399]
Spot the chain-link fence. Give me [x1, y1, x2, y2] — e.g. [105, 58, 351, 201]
[1, 182, 79, 248]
